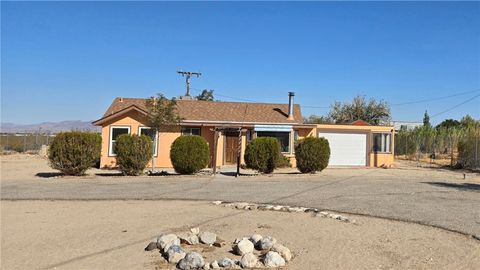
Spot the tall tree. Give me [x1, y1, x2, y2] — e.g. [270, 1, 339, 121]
[327, 95, 391, 125]
[145, 94, 182, 172]
[435, 119, 460, 130]
[423, 111, 431, 127]
[196, 89, 215, 101]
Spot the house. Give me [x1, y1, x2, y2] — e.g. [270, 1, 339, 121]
[316, 120, 395, 167]
[92, 93, 395, 169]
[93, 93, 316, 169]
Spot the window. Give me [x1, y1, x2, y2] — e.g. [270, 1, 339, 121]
[109, 126, 130, 156]
[181, 127, 201, 136]
[373, 133, 392, 153]
[139, 127, 158, 156]
[256, 131, 290, 152]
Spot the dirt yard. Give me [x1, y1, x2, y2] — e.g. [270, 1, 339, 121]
[1, 200, 479, 270]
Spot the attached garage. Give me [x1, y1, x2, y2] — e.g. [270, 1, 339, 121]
[318, 132, 368, 166]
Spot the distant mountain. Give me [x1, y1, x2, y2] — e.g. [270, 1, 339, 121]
[0, 121, 100, 133]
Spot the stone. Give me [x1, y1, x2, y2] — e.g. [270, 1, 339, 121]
[203, 262, 211, 270]
[305, 208, 318, 213]
[249, 234, 262, 245]
[240, 253, 258, 268]
[144, 241, 158, 251]
[234, 237, 248, 244]
[179, 232, 200, 245]
[247, 204, 258, 210]
[257, 236, 277, 250]
[272, 205, 283, 211]
[224, 203, 234, 208]
[331, 214, 342, 220]
[340, 216, 350, 222]
[234, 239, 254, 256]
[190, 227, 200, 235]
[211, 201, 222, 205]
[271, 244, 292, 262]
[218, 257, 235, 268]
[157, 234, 180, 253]
[166, 245, 186, 264]
[265, 205, 274, 210]
[213, 237, 226, 247]
[263, 251, 286, 267]
[234, 202, 249, 209]
[210, 260, 220, 269]
[199, 231, 217, 245]
[317, 211, 329, 217]
[177, 252, 205, 270]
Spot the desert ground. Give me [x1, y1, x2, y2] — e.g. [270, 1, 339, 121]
[1, 154, 479, 270]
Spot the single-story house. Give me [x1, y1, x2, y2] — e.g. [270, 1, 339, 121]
[93, 93, 316, 169]
[92, 93, 395, 169]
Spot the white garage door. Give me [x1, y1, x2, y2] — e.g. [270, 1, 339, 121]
[318, 132, 367, 166]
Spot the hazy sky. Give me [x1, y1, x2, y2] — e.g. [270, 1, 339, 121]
[2, 1, 479, 125]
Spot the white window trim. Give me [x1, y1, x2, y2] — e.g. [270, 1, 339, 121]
[181, 127, 201, 136]
[138, 126, 158, 157]
[109, 126, 131, 157]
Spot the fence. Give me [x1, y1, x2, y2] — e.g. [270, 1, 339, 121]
[0, 133, 55, 153]
[394, 125, 480, 170]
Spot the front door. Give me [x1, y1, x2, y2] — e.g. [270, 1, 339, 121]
[225, 133, 239, 164]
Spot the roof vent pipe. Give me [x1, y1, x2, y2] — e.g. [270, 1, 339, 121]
[288, 92, 295, 120]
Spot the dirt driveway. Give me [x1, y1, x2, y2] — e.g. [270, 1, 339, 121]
[1, 154, 480, 239]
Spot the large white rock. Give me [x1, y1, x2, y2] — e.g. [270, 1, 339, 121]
[257, 236, 277, 250]
[190, 227, 200, 235]
[210, 260, 220, 269]
[166, 245, 186, 264]
[234, 239, 254, 256]
[199, 231, 217, 245]
[178, 232, 200, 245]
[249, 234, 262, 245]
[240, 253, 258, 268]
[178, 252, 205, 270]
[263, 251, 286, 267]
[218, 257, 235, 268]
[271, 243, 292, 262]
[157, 234, 180, 253]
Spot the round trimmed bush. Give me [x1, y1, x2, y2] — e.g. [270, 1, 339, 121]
[170, 135, 210, 174]
[295, 137, 330, 173]
[244, 137, 280, 174]
[48, 131, 101, 176]
[115, 134, 152, 176]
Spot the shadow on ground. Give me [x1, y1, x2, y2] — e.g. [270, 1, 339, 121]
[423, 181, 480, 192]
[35, 172, 64, 178]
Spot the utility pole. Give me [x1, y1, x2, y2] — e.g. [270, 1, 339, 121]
[177, 70, 202, 97]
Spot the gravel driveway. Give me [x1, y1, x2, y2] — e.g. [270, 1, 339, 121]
[2, 155, 479, 239]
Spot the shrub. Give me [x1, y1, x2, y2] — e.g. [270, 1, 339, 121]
[115, 134, 152, 176]
[276, 154, 292, 168]
[244, 137, 280, 173]
[170, 135, 210, 174]
[295, 137, 330, 173]
[48, 132, 101, 176]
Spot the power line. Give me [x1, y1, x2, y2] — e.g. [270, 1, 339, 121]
[391, 88, 480, 106]
[429, 94, 480, 119]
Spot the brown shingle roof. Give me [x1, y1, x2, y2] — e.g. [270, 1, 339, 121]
[97, 97, 303, 125]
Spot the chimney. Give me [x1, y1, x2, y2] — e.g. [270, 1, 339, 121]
[119, 97, 123, 102]
[288, 92, 295, 120]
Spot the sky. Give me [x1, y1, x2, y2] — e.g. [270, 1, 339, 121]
[1, 1, 479, 125]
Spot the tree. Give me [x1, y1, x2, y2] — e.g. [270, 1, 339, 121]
[145, 94, 182, 172]
[327, 95, 391, 125]
[460, 114, 476, 128]
[196, 89, 215, 101]
[435, 119, 460, 130]
[423, 111, 431, 127]
[304, 115, 332, 124]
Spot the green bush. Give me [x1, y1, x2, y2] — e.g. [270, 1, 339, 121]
[48, 132, 101, 176]
[115, 134, 152, 176]
[244, 137, 280, 174]
[170, 135, 210, 174]
[276, 154, 292, 168]
[295, 137, 330, 173]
